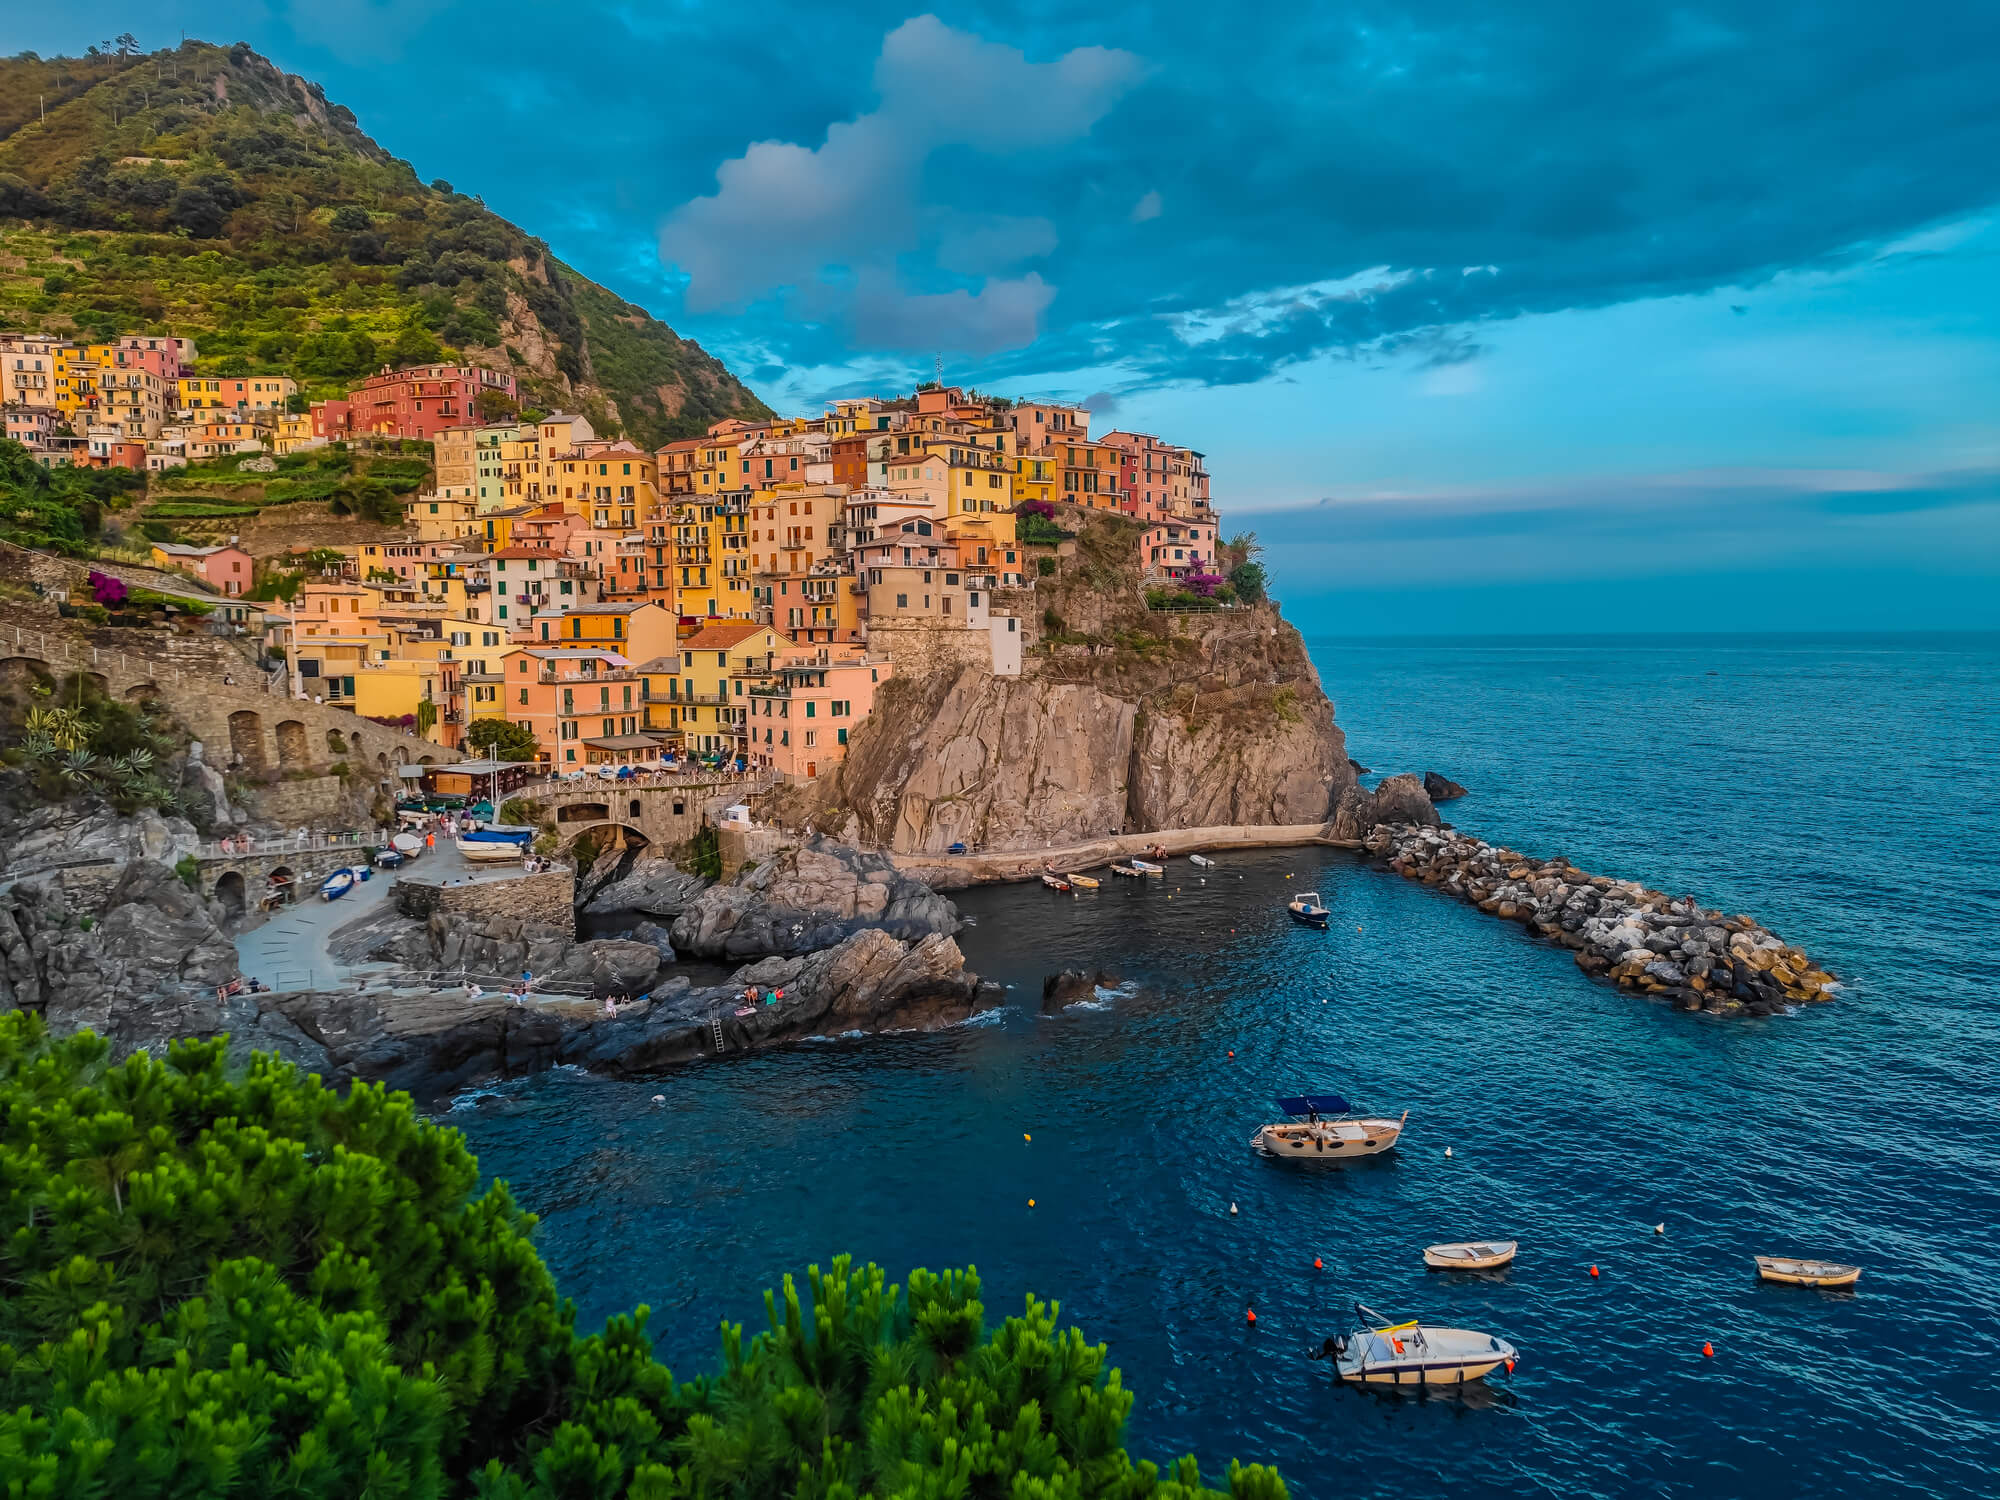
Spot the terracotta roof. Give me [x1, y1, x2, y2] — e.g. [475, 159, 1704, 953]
[488, 546, 560, 559]
[679, 620, 778, 651]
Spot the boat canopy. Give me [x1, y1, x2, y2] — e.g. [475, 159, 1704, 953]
[1276, 1094, 1354, 1116]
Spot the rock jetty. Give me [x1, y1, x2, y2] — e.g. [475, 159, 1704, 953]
[1365, 824, 1838, 1015]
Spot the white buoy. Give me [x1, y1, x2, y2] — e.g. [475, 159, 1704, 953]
[1230, 1202, 1239, 1216]
[651, 1095, 664, 1104]
[1444, 1147, 1454, 1157]
[1654, 1223, 1665, 1235]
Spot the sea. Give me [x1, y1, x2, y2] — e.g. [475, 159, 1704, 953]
[450, 633, 2000, 1499]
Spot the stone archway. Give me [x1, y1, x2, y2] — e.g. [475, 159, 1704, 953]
[275, 719, 309, 768]
[326, 727, 348, 756]
[377, 752, 390, 772]
[123, 681, 161, 703]
[213, 871, 247, 923]
[556, 801, 612, 824]
[228, 709, 265, 770]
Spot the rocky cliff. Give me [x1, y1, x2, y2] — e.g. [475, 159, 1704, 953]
[671, 839, 960, 959]
[775, 514, 1355, 854]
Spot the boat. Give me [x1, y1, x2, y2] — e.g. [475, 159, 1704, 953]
[319, 869, 355, 902]
[460, 823, 535, 846]
[1189, 853, 1216, 868]
[1313, 1304, 1517, 1387]
[391, 832, 424, 858]
[350, 863, 373, 882]
[1424, 1240, 1519, 1271]
[374, 848, 405, 868]
[1110, 863, 1145, 879]
[456, 837, 523, 864]
[1041, 873, 1072, 891]
[1755, 1256, 1861, 1288]
[1067, 873, 1100, 889]
[1252, 1095, 1407, 1159]
[1130, 859, 1164, 877]
[1287, 890, 1330, 927]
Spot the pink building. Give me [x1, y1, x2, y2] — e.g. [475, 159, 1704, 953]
[113, 336, 197, 382]
[345, 364, 518, 441]
[745, 647, 892, 781]
[152, 542, 253, 596]
[1141, 519, 1219, 581]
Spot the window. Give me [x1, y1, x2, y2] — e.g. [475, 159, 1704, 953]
[896, 593, 907, 609]
[837, 727, 848, 745]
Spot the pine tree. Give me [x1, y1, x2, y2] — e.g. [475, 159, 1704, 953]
[0, 1014, 1286, 1500]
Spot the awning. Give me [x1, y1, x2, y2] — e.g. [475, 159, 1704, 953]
[582, 733, 666, 750]
[396, 766, 426, 779]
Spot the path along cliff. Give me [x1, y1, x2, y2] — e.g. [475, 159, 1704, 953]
[763, 513, 1375, 853]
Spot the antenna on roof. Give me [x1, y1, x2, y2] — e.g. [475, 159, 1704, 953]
[934, 352, 942, 387]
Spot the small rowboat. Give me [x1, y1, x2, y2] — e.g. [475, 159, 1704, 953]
[1425, 1240, 1518, 1271]
[456, 837, 522, 863]
[319, 869, 355, 902]
[1288, 891, 1330, 928]
[1189, 853, 1216, 867]
[1111, 863, 1145, 878]
[1130, 859, 1164, 877]
[1755, 1256, 1861, 1288]
[1041, 873, 1072, 891]
[1314, 1304, 1517, 1387]
[1067, 873, 1100, 889]
[391, 831, 424, 857]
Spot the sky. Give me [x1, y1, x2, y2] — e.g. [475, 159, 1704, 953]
[17, 2, 2000, 633]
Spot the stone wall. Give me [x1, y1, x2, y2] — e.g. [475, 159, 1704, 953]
[395, 867, 575, 937]
[241, 774, 354, 829]
[865, 620, 995, 682]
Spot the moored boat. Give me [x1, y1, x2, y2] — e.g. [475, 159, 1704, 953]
[1287, 890, 1330, 927]
[456, 837, 523, 863]
[391, 831, 424, 858]
[1424, 1240, 1518, 1271]
[319, 869, 355, 902]
[1131, 859, 1164, 877]
[1041, 873, 1072, 891]
[461, 822, 535, 846]
[1067, 873, 1100, 889]
[1189, 853, 1216, 867]
[1755, 1256, 1861, 1288]
[1111, 863, 1144, 878]
[1252, 1095, 1407, 1159]
[1313, 1304, 1517, 1387]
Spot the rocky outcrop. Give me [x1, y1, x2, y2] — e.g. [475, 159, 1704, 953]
[178, 742, 243, 832]
[7, 804, 202, 875]
[1423, 771, 1468, 802]
[331, 901, 672, 994]
[671, 838, 958, 960]
[1368, 824, 1839, 1016]
[1041, 968, 1117, 1011]
[246, 927, 985, 1098]
[0, 861, 264, 1051]
[1329, 774, 1440, 840]
[580, 850, 707, 918]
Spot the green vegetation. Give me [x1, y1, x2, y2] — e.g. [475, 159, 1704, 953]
[0, 42, 770, 445]
[1038, 554, 1058, 576]
[0, 669, 184, 813]
[0, 437, 143, 554]
[1016, 513, 1069, 549]
[466, 716, 541, 761]
[0, 1014, 1284, 1499]
[685, 823, 723, 881]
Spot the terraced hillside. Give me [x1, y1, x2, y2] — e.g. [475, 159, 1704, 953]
[0, 41, 771, 445]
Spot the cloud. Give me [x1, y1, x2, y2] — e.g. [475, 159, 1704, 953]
[1130, 190, 1163, 223]
[657, 14, 1141, 354]
[1081, 390, 1122, 414]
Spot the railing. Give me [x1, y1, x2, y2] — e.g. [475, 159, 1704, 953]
[197, 829, 375, 860]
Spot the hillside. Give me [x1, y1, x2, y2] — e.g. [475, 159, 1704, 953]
[0, 40, 771, 445]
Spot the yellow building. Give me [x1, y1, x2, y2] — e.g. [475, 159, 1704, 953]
[177, 374, 297, 413]
[406, 490, 480, 542]
[643, 619, 791, 756]
[273, 412, 321, 455]
[52, 345, 96, 422]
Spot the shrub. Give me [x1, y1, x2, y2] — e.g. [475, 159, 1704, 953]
[173, 852, 199, 889]
[1038, 555, 1058, 577]
[1228, 562, 1267, 604]
[1017, 513, 1067, 548]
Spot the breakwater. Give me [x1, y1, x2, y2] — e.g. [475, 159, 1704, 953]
[1364, 822, 1838, 1014]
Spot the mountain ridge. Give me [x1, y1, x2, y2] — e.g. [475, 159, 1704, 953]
[0, 40, 771, 444]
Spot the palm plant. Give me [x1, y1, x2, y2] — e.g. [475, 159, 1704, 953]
[57, 749, 98, 790]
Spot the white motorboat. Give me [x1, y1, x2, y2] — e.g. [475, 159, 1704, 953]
[1130, 859, 1164, 877]
[1424, 1240, 1518, 1271]
[1189, 853, 1216, 867]
[1755, 1256, 1861, 1288]
[1287, 891, 1330, 928]
[455, 836, 522, 863]
[1110, 863, 1145, 878]
[1252, 1095, 1406, 1159]
[391, 831, 424, 857]
[1315, 1304, 1517, 1387]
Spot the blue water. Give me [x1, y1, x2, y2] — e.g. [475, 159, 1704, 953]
[452, 634, 2000, 1498]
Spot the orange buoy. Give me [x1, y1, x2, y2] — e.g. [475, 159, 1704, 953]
[1027, 1199, 1036, 1208]
[1312, 1257, 1323, 1270]
[1228, 1049, 1235, 1058]
[1702, 1341, 1714, 1358]
[1504, 1358, 1515, 1373]
[1246, 1309, 1257, 1325]
[1589, 1265, 1600, 1277]
[1024, 1133, 1031, 1142]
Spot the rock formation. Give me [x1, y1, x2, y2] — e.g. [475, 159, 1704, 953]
[671, 838, 959, 959]
[579, 849, 707, 919]
[1329, 773, 1440, 840]
[245, 928, 984, 1098]
[1367, 824, 1838, 1016]
[1422, 771, 1468, 802]
[7, 804, 203, 875]
[1041, 968, 1118, 1011]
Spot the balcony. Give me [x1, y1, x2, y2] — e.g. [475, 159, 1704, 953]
[539, 665, 643, 684]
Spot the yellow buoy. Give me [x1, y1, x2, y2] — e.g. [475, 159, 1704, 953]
[1024, 1133, 1032, 1142]
[1028, 1199, 1036, 1208]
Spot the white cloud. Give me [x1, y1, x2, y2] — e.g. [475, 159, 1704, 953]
[1131, 190, 1163, 223]
[658, 15, 1141, 354]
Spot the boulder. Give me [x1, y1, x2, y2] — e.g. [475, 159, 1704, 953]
[1422, 771, 1468, 802]
[671, 838, 959, 961]
[1041, 968, 1116, 1011]
[1329, 774, 1440, 840]
[582, 852, 707, 918]
[557, 939, 663, 995]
